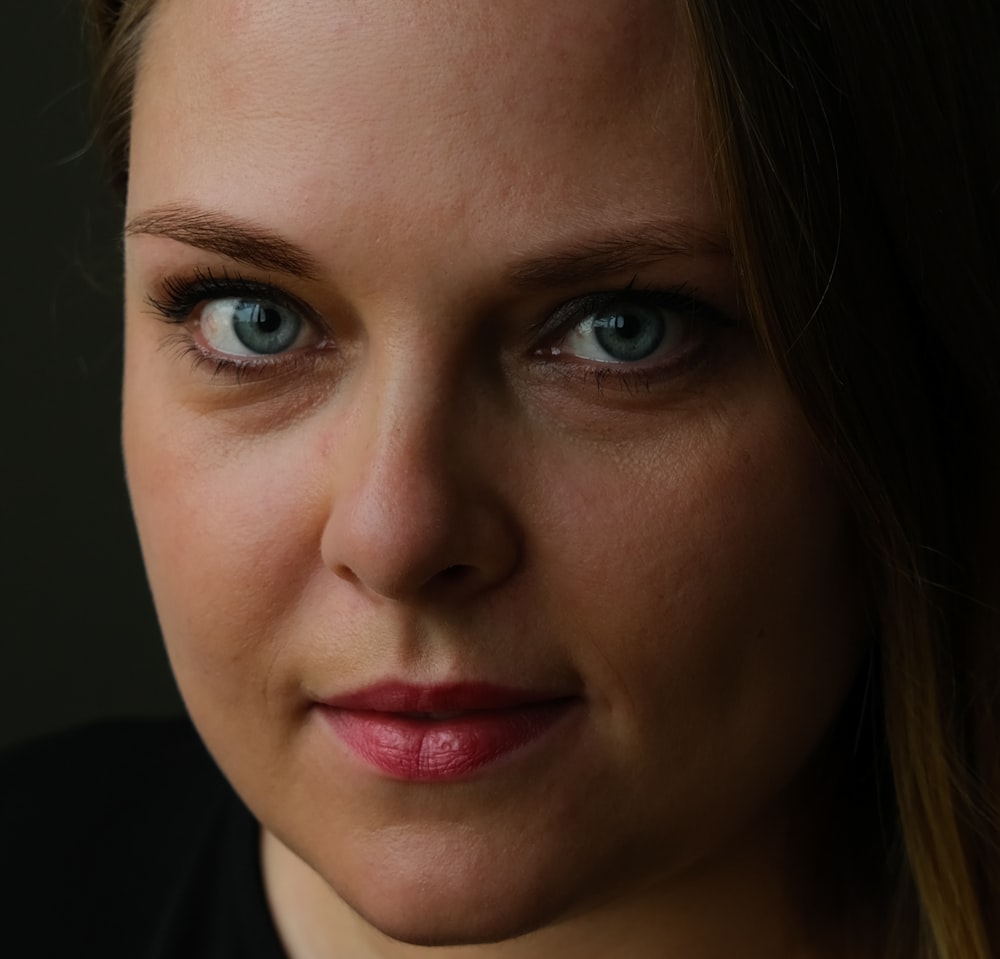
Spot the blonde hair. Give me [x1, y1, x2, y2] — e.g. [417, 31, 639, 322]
[86, 0, 1000, 954]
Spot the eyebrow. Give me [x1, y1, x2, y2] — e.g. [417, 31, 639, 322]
[506, 221, 732, 288]
[125, 204, 731, 288]
[125, 205, 323, 280]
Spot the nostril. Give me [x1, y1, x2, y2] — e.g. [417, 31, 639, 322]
[419, 563, 479, 601]
[440, 564, 474, 582]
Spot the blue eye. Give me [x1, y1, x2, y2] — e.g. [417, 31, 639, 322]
[591, 301, 667, 362]
[201, 297, 305, 356]
[557, 295, 686, 364]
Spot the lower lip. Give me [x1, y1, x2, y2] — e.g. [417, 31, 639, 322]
[318, 701, 576, 782]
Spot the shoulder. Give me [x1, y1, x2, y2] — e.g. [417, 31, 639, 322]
[0, 717, 240, 955]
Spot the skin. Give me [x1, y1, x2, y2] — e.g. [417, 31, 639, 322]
[122, 0, 869, 955]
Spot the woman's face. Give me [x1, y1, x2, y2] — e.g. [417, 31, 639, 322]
[123, 0, 862, 949]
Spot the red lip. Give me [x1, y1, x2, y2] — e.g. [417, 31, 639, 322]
[317, 682, 579, 782]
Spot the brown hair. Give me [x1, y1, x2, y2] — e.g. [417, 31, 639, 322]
[85, 0, 1000, 955]
[681, 1, 1000, 956]
[85, 0, 156, 200]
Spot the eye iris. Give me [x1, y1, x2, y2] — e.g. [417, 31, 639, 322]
[593, 302, 665, 362]
[232, 300, 301, 355]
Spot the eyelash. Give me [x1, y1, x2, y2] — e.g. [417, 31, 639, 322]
[147, 266, 327, 381]
[150, 266, 286, 320]
[145, 267, 731, 387]
[543, 281, 741, 401]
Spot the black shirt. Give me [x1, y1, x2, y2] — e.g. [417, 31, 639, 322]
[1, 718, 289, 958]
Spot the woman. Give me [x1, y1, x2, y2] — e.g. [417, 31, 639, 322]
[5, 0, 997, 956]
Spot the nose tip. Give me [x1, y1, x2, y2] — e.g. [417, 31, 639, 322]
[320, 447, 521, 604]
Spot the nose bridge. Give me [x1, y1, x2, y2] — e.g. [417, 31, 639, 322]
[357, 356, 463, 526]
[320, 335, 519, 603]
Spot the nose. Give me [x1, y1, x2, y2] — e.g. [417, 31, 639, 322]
[319, 376, 522, 605]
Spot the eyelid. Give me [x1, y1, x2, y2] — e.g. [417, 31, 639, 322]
[144, 266, 335, 382]
[146, 265, 322, 330]
[541, 285, 731, 346]
[524, 284, 742, 397]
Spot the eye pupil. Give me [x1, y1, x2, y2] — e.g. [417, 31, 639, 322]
[255, 305, 283, 334]
[611, 313, 641, 339]
[232, 299, 302, 354]
[593, 302, 665, 362]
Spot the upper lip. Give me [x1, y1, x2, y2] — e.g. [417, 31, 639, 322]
[320, 680, 574, 713]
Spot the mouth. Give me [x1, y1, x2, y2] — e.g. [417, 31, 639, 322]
[397, 711, 466, 721]
[316, 681, 581, 782]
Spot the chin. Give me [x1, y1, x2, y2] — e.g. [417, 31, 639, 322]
[357, 910, 540, 948]
[345, 887, 561, 949]
[317, 835, 612, 949]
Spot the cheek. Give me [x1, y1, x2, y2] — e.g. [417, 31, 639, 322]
[126, 347, 861, 808]
[123, 384, 331, 706]
[535, 409, 850, 649]
[531, 404, 862, 823]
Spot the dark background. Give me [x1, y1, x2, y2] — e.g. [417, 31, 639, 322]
[2, 1, 183, 750]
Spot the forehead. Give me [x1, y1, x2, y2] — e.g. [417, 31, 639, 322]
[130, 0, 711, 260]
